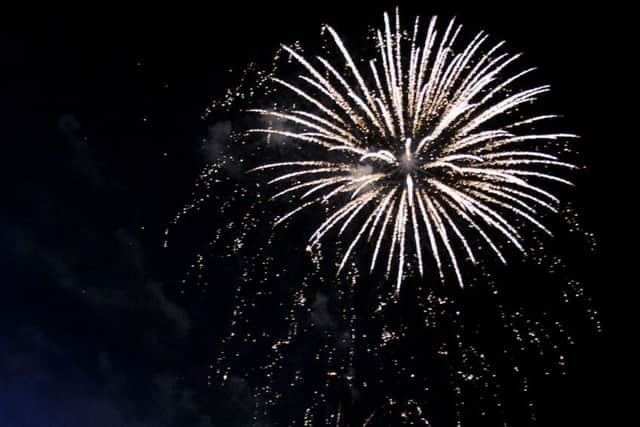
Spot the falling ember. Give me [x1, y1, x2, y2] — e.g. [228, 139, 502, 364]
[249, 10, 577, 291]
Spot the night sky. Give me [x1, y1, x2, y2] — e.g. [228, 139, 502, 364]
[1, 3, 628, 426]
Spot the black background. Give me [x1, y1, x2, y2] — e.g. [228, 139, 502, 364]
[0, 2, 630, 426]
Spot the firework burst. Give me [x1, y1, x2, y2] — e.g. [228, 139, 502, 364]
[168, 9, 600, 426]
[249, 10, 577, 291]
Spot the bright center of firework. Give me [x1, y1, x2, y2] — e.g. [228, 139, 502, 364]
[398, 152, 417, 175]
[398, 138, 418, 176]
[361, 138, 422, 181]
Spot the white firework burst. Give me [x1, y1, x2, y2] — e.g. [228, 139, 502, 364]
[249, 10, 577, 291]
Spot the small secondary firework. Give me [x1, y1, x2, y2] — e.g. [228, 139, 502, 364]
[249, 10, 577, 291]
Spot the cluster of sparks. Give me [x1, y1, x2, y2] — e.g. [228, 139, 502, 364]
[249, 11, 577, 291]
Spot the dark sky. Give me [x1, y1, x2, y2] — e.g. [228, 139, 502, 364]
[0, 2, 630, 426]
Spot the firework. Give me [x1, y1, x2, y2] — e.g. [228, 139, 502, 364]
[168, 9, 599, 426]
[249, 10, 577, 291]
